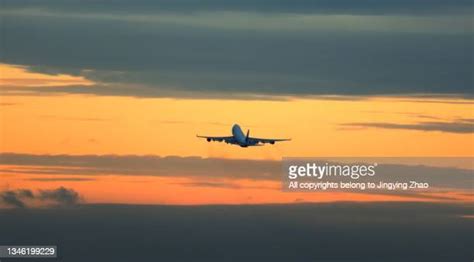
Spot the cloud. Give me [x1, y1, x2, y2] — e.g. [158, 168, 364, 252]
[0, 190, 33, 208]
[28, 177, 95, 182]
[0, 102, 20, 106]
[176, 181, 242, 189]
[0, 202, 472, 261]
[38, 187, 81, 206]
[0, 153, 473, 199]
[0, 187, 81, 208]
[0, 2, 472, 99]
[0, 153, 280, 180]
[2, 0, 472, 15]
[174, 180, 277, 190]
[342, 118, 474, 134]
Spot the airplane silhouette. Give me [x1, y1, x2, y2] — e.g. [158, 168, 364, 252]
[197, 124, 291, 147]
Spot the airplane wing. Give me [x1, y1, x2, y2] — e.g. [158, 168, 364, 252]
[248, 137, 291, 144]
[196, 135, 234, 143]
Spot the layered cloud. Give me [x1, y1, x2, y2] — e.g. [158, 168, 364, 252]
[0, 153, 472, 200]
[0, 0, 472, 99]
[342, 118, 474, 134]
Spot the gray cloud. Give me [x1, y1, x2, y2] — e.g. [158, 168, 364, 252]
[363, 110, 444, 119]
[174, 180, 277, 190]
[342, 118, 474, 134]
[0, 187, 81, 208]
[0, 2, 472, 99]
[0, 153, 280, 180]
[2, 0, 472, 15]
[391, 98, 474, 105]
[0, 202, 472, 261]
[38, 187, 81, 206]
[176, 181, 243, 189]
[1, 192, 25, 207]
[0, 190, 33, 208]
[28, 177, 95, 182]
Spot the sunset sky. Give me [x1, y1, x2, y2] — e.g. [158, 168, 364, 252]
[0, 0, 472, 207]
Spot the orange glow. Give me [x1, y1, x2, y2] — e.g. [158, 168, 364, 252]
[0, 63, 473, 205]
[2, 172, 472, 206]
[0, 63, 94, 87]
[0, 94, 472, 158]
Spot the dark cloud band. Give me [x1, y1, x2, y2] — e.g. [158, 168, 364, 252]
[0, 3, 472, 99]
[0, 153, 472, 190]
[0, 202, 472, 261]
[2, 0, 472, 15]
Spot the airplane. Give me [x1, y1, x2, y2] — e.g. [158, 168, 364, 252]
[197, 124, 291, 147]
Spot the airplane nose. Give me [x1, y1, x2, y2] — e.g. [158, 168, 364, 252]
[232, 124, 240, 132]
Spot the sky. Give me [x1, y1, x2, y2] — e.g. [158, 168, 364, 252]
[0, 0, 473, 207]
[0, 1, 473, 261]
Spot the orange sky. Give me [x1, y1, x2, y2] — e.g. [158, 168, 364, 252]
[1, 91, 472, 158]
[0, 63, 473, 205]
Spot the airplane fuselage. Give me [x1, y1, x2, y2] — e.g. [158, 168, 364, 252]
[232, 124, 248, 146]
